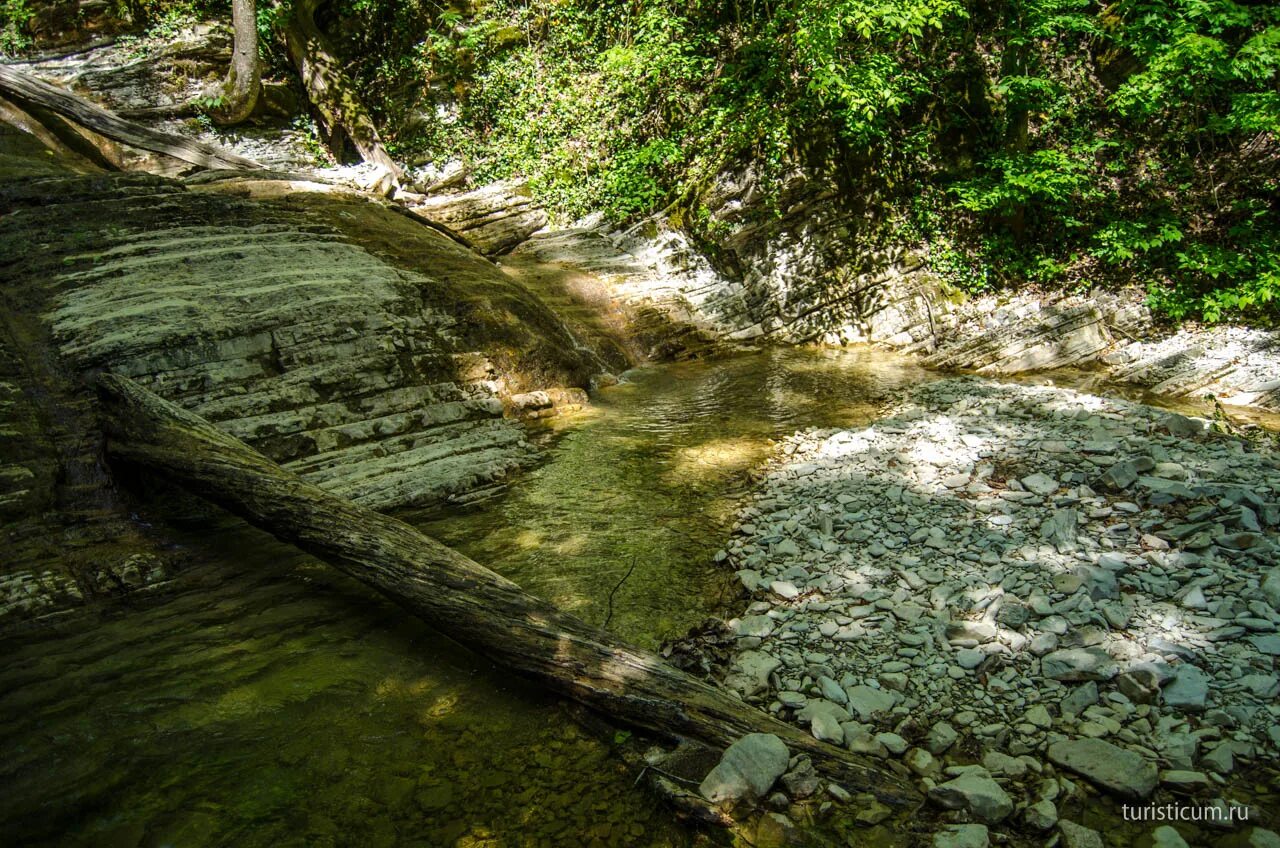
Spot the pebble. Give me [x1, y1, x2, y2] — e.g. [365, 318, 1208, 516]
[706, 378, 1280, 834]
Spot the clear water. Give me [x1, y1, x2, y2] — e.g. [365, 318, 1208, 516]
[417, 347, 937, 650]
[3, 346, 1272, 847]
[0, 347, 935, 848]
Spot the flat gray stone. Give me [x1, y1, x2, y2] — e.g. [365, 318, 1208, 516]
[933, 824, 990, 848]
[724, 650, 780, 697]
[1025, 798, 1058, 831]
[1151, 825, 1190, 848]
[928, 771, 1013, 823]
[1060, 820, 1105, 848]
[845, 685, 896, 721]
[1251, 634, 1280, 656]
[1022, 473, 1060, 496]
[699, 733, 790, 804]
[926, 721, 959, 754]
[1042, 648, 1117, 681]
[1263, 569, 1280, 611]
[734, 615, 775, 638]
[1047, 738, 1157, 799]
[1163, 665, 1210, 713]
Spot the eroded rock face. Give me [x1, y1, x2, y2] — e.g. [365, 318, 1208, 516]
[409, 180, 549, 256]
[0, 165, 603, 627]
[693, 166, 954, 350]
[924, 305, 1112, 374]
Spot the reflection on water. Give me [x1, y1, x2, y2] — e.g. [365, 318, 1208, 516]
[416, 347, 939, 649]
[5, 345, 1252, 847]
[0, 347, 933, 848]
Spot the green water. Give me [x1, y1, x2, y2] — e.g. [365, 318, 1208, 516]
[0, 347, 936, 848]
[417, 347, 937, 650]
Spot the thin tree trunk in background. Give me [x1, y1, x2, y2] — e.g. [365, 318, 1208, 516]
[284, 0, 401, 183]
[96, 373, 919, 809]
[210, 0, 261, 126]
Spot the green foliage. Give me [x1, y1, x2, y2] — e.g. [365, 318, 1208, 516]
[0, 0, 33, 55]
[289, 113, 335, 167]
[1091, 218, 1184, 264]
[951, 150, 1098, 217]
[319, 0, 1277, 324]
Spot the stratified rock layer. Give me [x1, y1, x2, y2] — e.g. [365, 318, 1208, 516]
[0, 165, 602, 627]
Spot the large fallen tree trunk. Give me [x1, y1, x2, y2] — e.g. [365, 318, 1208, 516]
[0, 66, 264, 172]
[284, 0, 401, 186]
[97, 373, 918, 807]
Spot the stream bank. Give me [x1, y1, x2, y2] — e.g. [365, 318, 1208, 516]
[708, 376, 1280, 847]
[0, 346, 937, 847]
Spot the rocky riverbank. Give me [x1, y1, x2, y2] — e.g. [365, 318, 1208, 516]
[710, 378, 1280, 846]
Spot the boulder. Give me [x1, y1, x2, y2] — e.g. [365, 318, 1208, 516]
[699, 733, 790, 804]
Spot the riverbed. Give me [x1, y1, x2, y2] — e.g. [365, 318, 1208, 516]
[1, 346, 1274, 847]
[0, 347, 936, 847]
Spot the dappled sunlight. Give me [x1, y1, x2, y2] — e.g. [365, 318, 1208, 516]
[420, 346, 939, 650]
[723, 375, 1279, 820]
[374, 674, 437, 700]
[667, 435, 770, 483]
[418, 693, 462, 723]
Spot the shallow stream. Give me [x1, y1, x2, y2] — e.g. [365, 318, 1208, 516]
[0, 348, 934, 847]
[1, 347, 1273, 847]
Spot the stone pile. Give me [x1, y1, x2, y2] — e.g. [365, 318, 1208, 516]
[715, 377, 1280, 845]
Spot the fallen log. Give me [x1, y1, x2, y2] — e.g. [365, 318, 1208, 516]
[0, 65, 263, 171]
[96, 373, 919, 808]
[284, 0, 401, 186]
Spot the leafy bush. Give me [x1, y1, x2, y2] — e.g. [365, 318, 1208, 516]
[315, 0, 1278, 323]
[0, 0, 34, 55]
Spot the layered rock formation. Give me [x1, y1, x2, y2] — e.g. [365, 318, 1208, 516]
[0, 153, 609, 628]
[923, 304, 1112, 374]
[409, 180, 549, 256]
[506, 221, 744, 361]
[1104, 326, 1280, 411]
[692, 167, 954, 350]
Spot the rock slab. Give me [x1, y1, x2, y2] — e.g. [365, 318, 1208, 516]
[1047, 738, 1158, 800]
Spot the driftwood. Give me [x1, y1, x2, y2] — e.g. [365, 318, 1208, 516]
[284, 0, 400, 184]
[97, 374, 919, 808]
[0, 65, 263, 171]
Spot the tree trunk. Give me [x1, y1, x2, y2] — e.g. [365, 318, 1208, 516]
[284, 0, 401, 184]
[210, 0, 261, 126]
[0, 65, 263, 171]
[96, 373, 919, 809]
